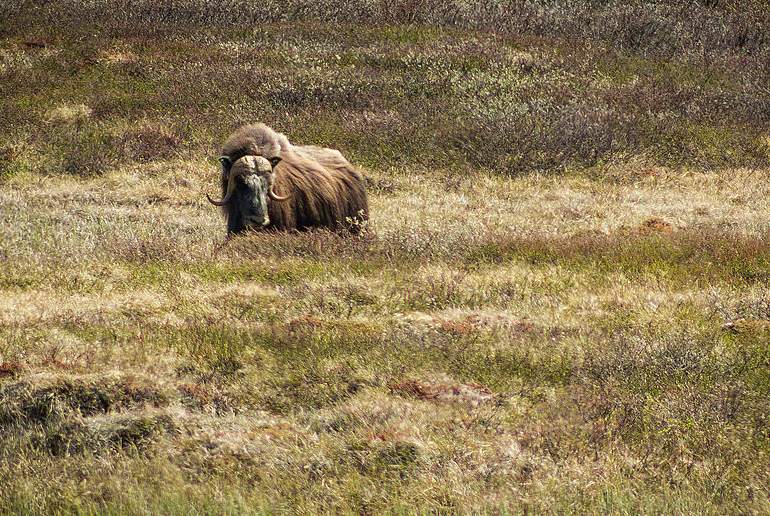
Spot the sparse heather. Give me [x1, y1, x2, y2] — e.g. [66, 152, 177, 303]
[1, 1, 769, 514]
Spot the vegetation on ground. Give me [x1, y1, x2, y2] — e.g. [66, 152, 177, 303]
[1, 1, 768, 513]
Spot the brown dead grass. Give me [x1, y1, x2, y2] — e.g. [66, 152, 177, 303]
[0, 362, 23, 379]
[389, 378, 495, 406]
[637, 216, 674, 234]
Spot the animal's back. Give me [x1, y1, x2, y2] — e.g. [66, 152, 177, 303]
[268, 148, 368, 232]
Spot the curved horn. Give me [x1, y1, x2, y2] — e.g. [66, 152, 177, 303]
[207, 168, 244, 206]
[268, 182, 290, 202]
[267, 159, 289, 201]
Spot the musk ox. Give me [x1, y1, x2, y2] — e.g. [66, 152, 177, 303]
[206, 123, 368, 235]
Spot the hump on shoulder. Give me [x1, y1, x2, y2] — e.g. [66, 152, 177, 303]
[293, 145, 346, 165]
[292, 145, 361, 182]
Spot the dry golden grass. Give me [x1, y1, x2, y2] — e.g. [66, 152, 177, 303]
[1, 157, 768, 513]
[2, 4, 769, 511]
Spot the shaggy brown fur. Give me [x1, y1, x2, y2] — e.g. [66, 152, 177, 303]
[218, 124, 369, 234]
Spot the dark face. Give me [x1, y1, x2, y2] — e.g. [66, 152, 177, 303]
[207, 155, 286, 235]
[232, 172, 271, 230]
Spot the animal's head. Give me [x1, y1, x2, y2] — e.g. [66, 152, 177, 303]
[207, 154, 289, 232]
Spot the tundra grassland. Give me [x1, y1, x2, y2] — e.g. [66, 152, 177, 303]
[1, 1, 769, 514]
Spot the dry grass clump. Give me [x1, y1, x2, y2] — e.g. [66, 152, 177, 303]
[98, 47, 138, 65]
[59, 125, 116, 176]
[45, 103, 93, 125]
[117, 123, 183, 163]
[389, 377, 495, 406]
[637, 216, 674, 234]
[0, 362, 23, 379]
[53, 122, 185, 176]
[0, 377, 167, 426]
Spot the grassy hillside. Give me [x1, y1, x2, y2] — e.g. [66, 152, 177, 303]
[1, 1, 769, 513]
